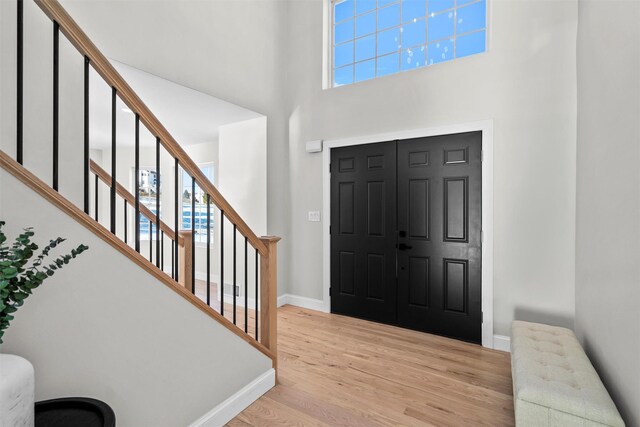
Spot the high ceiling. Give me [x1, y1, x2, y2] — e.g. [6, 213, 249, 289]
[89, 60, 263, 149]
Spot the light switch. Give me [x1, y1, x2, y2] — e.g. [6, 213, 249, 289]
[308, 211, 321, 222]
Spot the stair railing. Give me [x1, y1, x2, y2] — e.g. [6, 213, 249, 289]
[10, 0, 279, 367]
[90, 160, 196, 288]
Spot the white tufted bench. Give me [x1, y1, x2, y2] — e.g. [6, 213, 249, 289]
[511, 321, 625, 426]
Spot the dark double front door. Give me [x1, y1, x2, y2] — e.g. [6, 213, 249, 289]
[330, 132, 482, 343]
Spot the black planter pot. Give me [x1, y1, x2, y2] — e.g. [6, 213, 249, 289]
[35, 397, 116, 427]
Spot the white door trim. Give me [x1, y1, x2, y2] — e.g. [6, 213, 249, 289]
[321, 120, 495, 349]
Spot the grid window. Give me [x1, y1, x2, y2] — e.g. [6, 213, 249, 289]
[332, 0, 487, 87]
[181, 165, 215, 244]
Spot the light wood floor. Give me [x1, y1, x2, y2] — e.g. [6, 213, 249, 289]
[228, 305, 515, 426]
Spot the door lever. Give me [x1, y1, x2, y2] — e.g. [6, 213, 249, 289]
[398, 243, 412, 251]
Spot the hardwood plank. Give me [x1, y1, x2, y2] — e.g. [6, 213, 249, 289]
[234, 397, 330, 427]
[229, 306, 514, 426]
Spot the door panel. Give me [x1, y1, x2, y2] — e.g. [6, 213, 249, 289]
[331, 142, 397, 324]
[397, 132, 482, 343]
[330, 132, 482, 343]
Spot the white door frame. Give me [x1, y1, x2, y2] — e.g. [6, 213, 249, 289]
[321, 120, 495, 349]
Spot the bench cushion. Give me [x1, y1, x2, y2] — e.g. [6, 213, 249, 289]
[511, 321, 624, 427]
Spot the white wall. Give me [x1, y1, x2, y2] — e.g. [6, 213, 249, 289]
[0, 0, 85, 207]
[574, 0, 640, 424]
[0, 169, 272, 427]
[218, 117, 268, 300]
[285, 0, 578, 336]
[218, 117, 268, 237]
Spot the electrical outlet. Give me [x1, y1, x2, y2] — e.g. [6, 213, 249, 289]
[308, 211, 321, 222]
[223, 283, 240, 296]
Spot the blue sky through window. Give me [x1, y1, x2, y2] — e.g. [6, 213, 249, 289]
[181, 165, 215, 244]
[333, 0, 487, 87]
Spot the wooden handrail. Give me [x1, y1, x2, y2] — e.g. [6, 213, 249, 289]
[90, 160, 184, 246]
[0, 150, 275, 362]
[34, 0, 268, 256]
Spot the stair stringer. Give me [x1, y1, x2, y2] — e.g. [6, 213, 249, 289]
[0, 166, 274, 427]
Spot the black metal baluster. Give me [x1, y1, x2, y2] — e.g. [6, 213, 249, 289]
[191, 177, 195, 294]
[233, 224, 237, 325]
[83, 56, 90, 214]
[155, 137, 161, 268]
[110, 88, 116, 234]
[134, 115, 140, 252]
[174, 159, 179, 282]
[124, 199, 128, 244]
[220, 211, 225, 316]
[149, 222, 153, 263]
[16, 0, 23, 164]
[94, 174, 99, 222]
[244, 236, 248, 333]
[255, 248, 259, 340]
[206, 196, 211, 306]
[52, 21, 59, 191]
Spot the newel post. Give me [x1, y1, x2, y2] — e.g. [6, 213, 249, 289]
[260, 236, 280, 368]
[178, 230, 193, 291]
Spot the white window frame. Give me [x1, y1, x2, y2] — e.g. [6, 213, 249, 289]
[323, 0, 491, 89]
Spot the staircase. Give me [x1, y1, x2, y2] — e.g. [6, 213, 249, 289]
[2, 0, 278, 395]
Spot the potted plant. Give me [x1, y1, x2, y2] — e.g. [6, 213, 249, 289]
[0, 221, 88, 427]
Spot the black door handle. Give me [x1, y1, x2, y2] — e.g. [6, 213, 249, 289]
[398, 243, 412, 251]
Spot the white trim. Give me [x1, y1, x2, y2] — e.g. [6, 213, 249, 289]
[322, 0, 332, 90]
[277, 294, 326, 312]
[493, 335, 511, 353]
[321, 120, 495, 348]
[277, 295, 287, 307]
[194, 272, 220, 283]
[189, 368, 275, 427]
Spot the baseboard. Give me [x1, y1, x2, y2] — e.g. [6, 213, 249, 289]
[277, 295, 288, 307]
[194, 272, 220, 283]
[493, 334, 511, 352]
[189, 368, 275, 426]
[277, 294, 326, 312]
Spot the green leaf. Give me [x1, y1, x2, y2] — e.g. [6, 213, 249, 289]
[2, 267, 18, 278]
[23, 281, 39, 290]
[13, 292, 29, 301]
